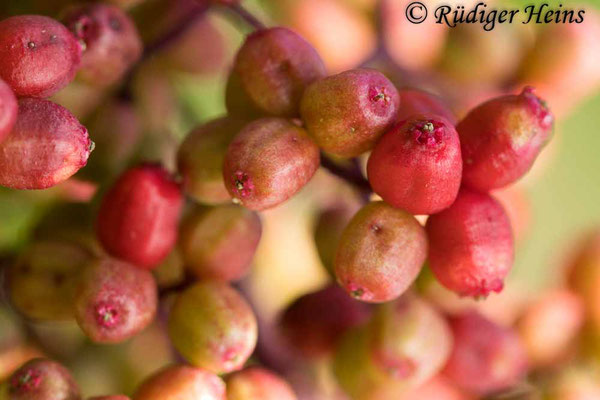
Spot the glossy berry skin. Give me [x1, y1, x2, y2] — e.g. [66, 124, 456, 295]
[223, 118, 320, 210]
[397, 88, 456, 125]
[279, 284, 370, 358]
[226, 367, 297, 400]
[74, 257, 157, 343]
[443, 311, 528, 395]
[0, 78, 17, 142]
[168, 281, 258, 374]
[177, 117, 246, 204]
[0, 15, 81, 98]
[333, 296, 452, 399]
[228, 27, 326, 117]
[334, 201, 427, 303]
[457, 87, 554, 191]
[7, 358, 81, 400]
[426, 188, 514, 298]
[180, 204, 262, 281]
[367, 114, 462, 215]
[300, 68, 400, 157]
[7, 241, 92, 320]
[133, 365, 225, 400]
[0, 98, 92, 189]
[63, 4, 142, 86]
[96, 164, 183, 269]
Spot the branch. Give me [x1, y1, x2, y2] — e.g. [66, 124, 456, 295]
[320, 153, 372, 194]
[226, 2, 266, 30]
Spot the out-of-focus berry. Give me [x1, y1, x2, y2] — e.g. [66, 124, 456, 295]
[7, 358, 80, 400]
[88, 396, 130, 400]
[226, 367, 296, 400]
[396, 88, 456, 125]
[132, 365, 225, 400]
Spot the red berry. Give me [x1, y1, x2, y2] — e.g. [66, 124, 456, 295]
[457, 87, 554, 191]
[226, 367, 296, 400]
[0, 15, 81, 98]
[334, 201, 427, 303]
[222, 117, 320, 210]
[279, 284, 370, 358]
[133, 365, 225, 400]
[63, 4, 142, 86]
[426, 188, 514, 298]
[0, 98, 92, 189]
[300, 68, 400, 157]
[74, 257, 157, 343]
[397, 88, 456, 125]
[443, 311, 528, 395]
[0, 77, 17, 142]
[88, 397, 130, 400]
[367, 114, 462, 215]
[96, 164, 183, 268]
[8, 358, 80, 400]
[228, 27, 326, 117]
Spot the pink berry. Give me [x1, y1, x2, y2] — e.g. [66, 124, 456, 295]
[443, 311, 528, 395]
[0, 98, 92, 189]
[0, 15, 81, 98]
[334, 201, 427, 303]
[397, 88, 457, 125]
[96, 164, 183, 269]
[457, 87, 554, 191]
[133, 365, 225, 400]
[0, 77, 17, 142]
[63, 3, 142, 86]
[8, 358, 81, 400]
[222, 117, 320, 210]
[426, 188, 514, 298]
[367, 114, 462, 215]
[226, 367, 297, 400]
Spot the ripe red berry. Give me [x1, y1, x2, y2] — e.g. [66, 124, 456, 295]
[426, 188, 514, 298]
[74, 257, 158, 343]
[396, 88, 456, 125]
[8, 358, 80, 400]
[457, 87, 554, 191]
[226, 367, 297, 400]
[133, 365, 225, 400]
[300, 68, 400, 157]
[63, 3, 142, 86]
[279, 284, 370, 358]
[443, 311, 528, 395]
[180, 204, 262, 281]
[222, 117, 320, 210]
[334, 201, 427, 303]
[96, 164, 183, 269]
[177, 117, 246, 204]
[367, 114, 462, 215]
[168, 281, 258, 374]
[0, 77, 17, 142]
[228, 27, 326, 117]
[0, 98, 92, 189]
[0, 15, 81, 98]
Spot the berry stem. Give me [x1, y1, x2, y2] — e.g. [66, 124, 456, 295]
[320, 153, 372, 196]
[226, 2, 266, 30]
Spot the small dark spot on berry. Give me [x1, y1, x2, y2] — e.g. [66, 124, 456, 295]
[49, 34, 57, 42]
[53, 273, 66, 286]
[350, 287, 364, 298]
[109, 17, 122, 31]
[27, 41, 36, 49]
[370, 223, 382, 234]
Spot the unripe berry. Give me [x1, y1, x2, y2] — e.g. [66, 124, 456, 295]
[74, 257, 158, 343]
[457, 87, 554, 191]
[0, 98, 92, 189]
[177, 117, 246, 204]
[63, 4, 142, 86]
[226, 367, 296, 400]
[7, 241, 92, 320]
[443, 311, 528, 395]
[223, 118, 320, 210]
[0, 16, 81, 98]
[7, 358, 80, 400]
[279, 284, 370, 358]
[426, 188, 514, 298]
[300, 68, 400, 157]
[228, 27, 326, 117]
[0, 78, 17, 142]
[133, 365, 225, 400]
[396, 88, 456, 125]
[333, 296, 452, 399]
[367, 114, 462, 215]
[168, 281, 258, 374]
[334, 201, 427, 303]
[180, 204, 262, 281]
[96, 164, 183, 269]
